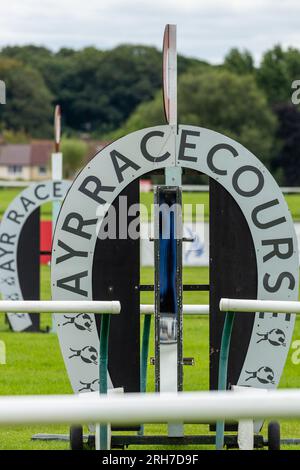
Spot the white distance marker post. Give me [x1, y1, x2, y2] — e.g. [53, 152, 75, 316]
[0, 300, 121, 314]
[163, 24, 181, 185]
[163, 24, 177, 127]
[161, 24, 183, 438]
[52, 105, 63, 227]
[51, 105, 63, 332]
[2, 389, 300, 426]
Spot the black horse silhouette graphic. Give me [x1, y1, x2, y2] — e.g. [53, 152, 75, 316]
[62, 313, 93, 332]
[256, 328, 286, 347]
[78, 378, 99, 392]
[1, 277, 15, 286]
[245, 366, 275, 384]
[68, 346, 98, 365]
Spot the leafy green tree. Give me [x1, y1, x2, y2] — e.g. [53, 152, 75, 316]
[224, 48, 254, 75]
[59, 45, 163, 133]
[180, 69, 277, 163]
[0, 58, 53, 137]
[257, 45, 300, 105]
[106, 91, 165, 140]
[115, 69, 277, 165]
[61, 138, 88, 178]
[0, 46, 78, 107]
[54, 47, 105, 132]
[0, 45, 53, 70]
[2, 129, 30, 143]
[0, 44, 210, 136]
[273, 104, 300, 185]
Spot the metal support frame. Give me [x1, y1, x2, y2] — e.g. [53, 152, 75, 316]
[154, 186, 183, 437]
[141, 314, 152, 394]
[51, 106, 63, 333]
[99, 314, 110, 450]
[154, 186, 183, 392]
[215, 312, 235, 450]
[31, 432, 300, 449]
[140, 284, 209, 291]
[139, 313, 152, 436]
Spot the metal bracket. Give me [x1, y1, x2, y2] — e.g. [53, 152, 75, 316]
[140, 284, 209, 292]
[149, 237, 194, 242]
[150, 357, 194, 366]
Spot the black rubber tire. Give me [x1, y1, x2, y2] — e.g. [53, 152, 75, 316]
[268, 421, 280, 450]
[70, 425, 83, 450]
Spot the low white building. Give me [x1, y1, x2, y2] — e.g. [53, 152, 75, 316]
[0, 142, 52, 181]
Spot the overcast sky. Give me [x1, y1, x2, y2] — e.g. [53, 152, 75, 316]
[0, 0, 299, 63]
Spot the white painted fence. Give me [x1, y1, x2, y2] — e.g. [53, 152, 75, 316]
[0, 390, 299, 426]
[0, 300, 120, 314]
[140, 304, 209, 315]
[0, 300, 207, 315]
[220, 298, 300, 314]
[0, 298, 298, 438]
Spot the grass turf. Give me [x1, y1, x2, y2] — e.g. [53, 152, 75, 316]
[1, 187, 300, 222]
[0, 187, 52, 221]
[0, 186, 299, 449]
[0, 266, 299, 449]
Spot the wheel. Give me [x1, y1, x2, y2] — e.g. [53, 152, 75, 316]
[70, 425, 83, 450]
[268, 421, 280, 450]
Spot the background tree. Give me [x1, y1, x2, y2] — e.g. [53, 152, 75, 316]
[106, 90, 165, 140]
[0, 44, 204, 135]
[61, 138, 88, 178]
[116, 68, 277, 165]
[0, 58, 53, 137]
[273, 104, 300, 185]
[224, 48, 254, 75]
[180, 69, 277, 163]
[257, 45, 300, 105]
[1, 42, 300, 181]
[1, 129, 30, 143]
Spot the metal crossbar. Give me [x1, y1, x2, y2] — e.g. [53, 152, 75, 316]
[0, 300, 120, 314]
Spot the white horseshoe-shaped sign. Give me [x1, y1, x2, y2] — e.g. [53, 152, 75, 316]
[51, 125, 298, 396]
[0, 180, 70, 331]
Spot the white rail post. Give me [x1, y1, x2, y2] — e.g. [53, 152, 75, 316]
[161, 23, 183, 438]
[140, 304, 209, 315]
[51, 105, 63, 333]
[220, 298, 300, 314]
[0, 300, 121, 314]
[1, 390, 300, 425]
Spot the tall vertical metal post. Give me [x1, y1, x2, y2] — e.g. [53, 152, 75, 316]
[51, 105, 63, 333]
[154, 24, 183, 437]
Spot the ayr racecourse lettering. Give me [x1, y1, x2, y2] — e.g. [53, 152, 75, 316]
[0, 180, 70, 331]
[52, 125, 298, 397]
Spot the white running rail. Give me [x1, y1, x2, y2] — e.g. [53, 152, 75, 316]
[220, 298, 300, 314]
[0, 300, 207, 315]
[0, 390, 299, 425]
[0, 300, 120, 314]
[140, 304, 209, 315]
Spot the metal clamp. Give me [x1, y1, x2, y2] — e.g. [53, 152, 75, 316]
[150, 357, 194, 366]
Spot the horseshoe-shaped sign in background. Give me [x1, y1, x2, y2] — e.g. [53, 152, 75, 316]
[0, 180, 70, 331]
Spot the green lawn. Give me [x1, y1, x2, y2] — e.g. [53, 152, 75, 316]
[141, 191, 298, 222]
[0, 187, 300, 222]
[0, 265, 300, 450]
[0, 186, 299, 449]
[0, 187, 52, 221]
